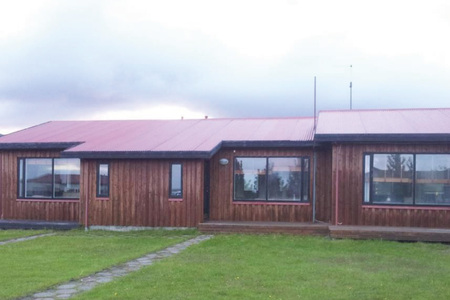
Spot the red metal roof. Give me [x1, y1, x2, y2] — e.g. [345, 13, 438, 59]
[316, 108, 450, 135]
[0, 117, 314, 157]
[2, 108, 448, 157]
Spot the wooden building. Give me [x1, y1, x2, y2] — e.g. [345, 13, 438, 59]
[0, 108, 449, 230]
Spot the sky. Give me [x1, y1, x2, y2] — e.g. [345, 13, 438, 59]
[0, 0, 449, 134]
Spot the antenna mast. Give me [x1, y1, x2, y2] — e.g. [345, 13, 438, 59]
[349, 65, 353, 110]
[314, 76, 317, 131]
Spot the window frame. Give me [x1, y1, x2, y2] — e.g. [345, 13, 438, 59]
[169, 163, 183, 199]
[362, 152, 450, 207]
[17, 157, 81, 200]
[233, 156, 310, 203]
[96, 162, 110, 198]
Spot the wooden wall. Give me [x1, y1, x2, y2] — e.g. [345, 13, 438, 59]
[81, 159, 204, 227]
[209, 147, 332, 223]
[0, 150, 80, 222]
[0, 151, 204, 227]
[332, 143, 450, 228]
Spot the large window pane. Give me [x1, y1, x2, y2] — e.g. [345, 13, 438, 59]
[25, 159, 53, 198]
[268, 158, 302, 201]
[372, 154, 413, 204]
[415, 155, 450, 205]
[234, 158, 266, 200]
[54, 159, 80, 198]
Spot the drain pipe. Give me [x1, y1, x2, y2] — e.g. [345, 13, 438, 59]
[334, 145, 341, 225]
[312, 76, 317, 223]
[0, 156, 2, 219]
[312, 150, 317, 223]
[84, 195, 89, 231]
[84, 165, 90, 231]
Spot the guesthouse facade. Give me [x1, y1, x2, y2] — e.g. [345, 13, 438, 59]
[0, 108, 449, 229]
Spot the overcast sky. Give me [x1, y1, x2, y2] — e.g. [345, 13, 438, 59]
[0, 0, 449, 134]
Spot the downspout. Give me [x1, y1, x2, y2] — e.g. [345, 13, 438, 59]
[312, 76, 317, 223]
[312, 150, 317, 223]
[84, 162, 90, 231]
[334, 144, 341, 225]
[0, 154, 3, 219]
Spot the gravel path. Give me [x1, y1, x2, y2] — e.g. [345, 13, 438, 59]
[0, 233, 55, 246]
[20, 234, 213, 300]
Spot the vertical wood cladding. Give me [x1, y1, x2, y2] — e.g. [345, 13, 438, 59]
[332, 143, 450, 228]
[209, 148, 332, 223]
[81, 159, 204, 227]
[0, 150, 79, 222]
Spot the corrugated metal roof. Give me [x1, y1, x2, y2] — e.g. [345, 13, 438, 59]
[316, 108, 450, 135]
[0, 117, 314, 157]
[2, 108, 448, 157]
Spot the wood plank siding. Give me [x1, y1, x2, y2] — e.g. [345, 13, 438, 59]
[332, 143, 450, 228]
[0, 151, 203, 227]
[0, 150, 80, 222]
[209, 148, 332, 223]
[81, 159, 204, 227]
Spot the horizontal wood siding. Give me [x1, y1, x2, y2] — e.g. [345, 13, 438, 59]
[0, 150, 80, 222]
[332, 143, 450, 228]
[82, 159, 204, 227]
[209, 148, 332, 223]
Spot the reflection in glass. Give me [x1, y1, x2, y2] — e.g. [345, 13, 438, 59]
[363, 155, 371, 203]
[302, 158, 310, 201]
[372, 154, 413, 204]
[25, 159, 53, 198]
[54, 159, 80, 198]
[415, 155, 450, 205]
[170, 164, 182, 198]
[234, 158, 267, 200]
[268, 158, 302, 201]
[98, 163, 109, 197]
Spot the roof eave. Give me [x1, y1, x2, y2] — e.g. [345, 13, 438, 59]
[0, 142, 82, 151]
[221, 140, 314, 148]
[60, 150, 213, 159]
[314, 133, 450, 143]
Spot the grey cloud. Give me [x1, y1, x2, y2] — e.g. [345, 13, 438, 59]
[0, 1, 449, 132]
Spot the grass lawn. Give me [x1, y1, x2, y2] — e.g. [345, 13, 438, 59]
[76, 234, 450, 300]
[0, 229, 196, 299]
[0, 229, 51, 242]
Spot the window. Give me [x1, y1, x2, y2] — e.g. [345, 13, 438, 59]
[363, 153, 450, 206]
[18, 158, 80, 199]
[415, 155, 450, 205]
[169, 163, 182, 198]
[234, 157, 310, 202]
[97, 163, 109, 197]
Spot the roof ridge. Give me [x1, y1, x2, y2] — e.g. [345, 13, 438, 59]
[319, 107, 450, 114]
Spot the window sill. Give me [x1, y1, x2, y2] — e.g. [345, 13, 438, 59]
[362, 204, 450, 210]
[233, 201, 310, 206]
[96, 197, 110, 201]
[16, 198, 80, 203]
[169, 198, 183, 202]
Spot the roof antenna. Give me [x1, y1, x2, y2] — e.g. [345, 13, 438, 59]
[313, 76, 317, 131]
[349, 65, 353, 110]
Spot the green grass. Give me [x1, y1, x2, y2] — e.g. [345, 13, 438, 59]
[0, 229, 196, 299]
[76, 234, 450, 300]
[0, 229, 50, 241]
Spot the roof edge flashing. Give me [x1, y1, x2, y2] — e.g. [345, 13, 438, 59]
[314, 133, 450, 143]
[60, 150, 213, 159]
[0, 142, 83, 151]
